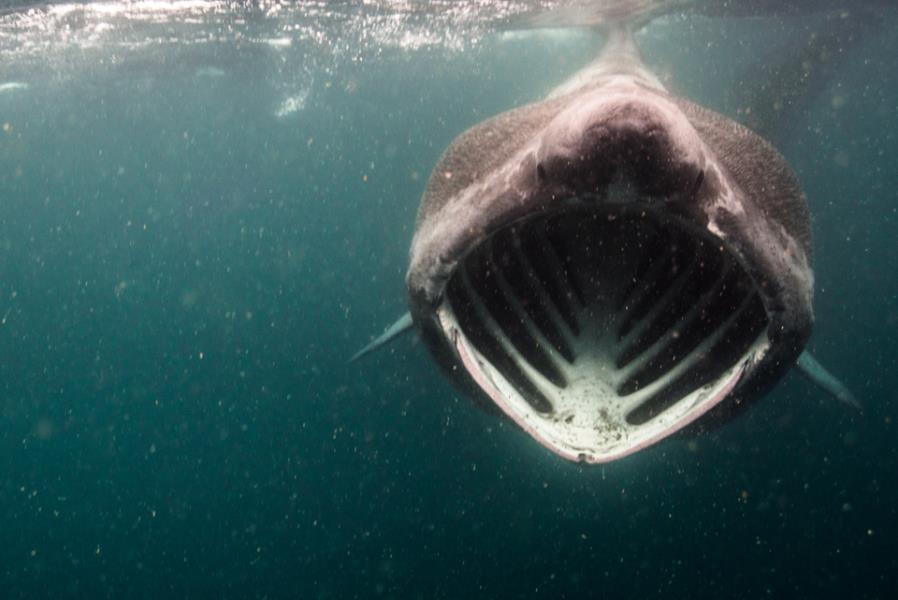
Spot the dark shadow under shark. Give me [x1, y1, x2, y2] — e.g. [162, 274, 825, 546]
[354, 3, 861, 464]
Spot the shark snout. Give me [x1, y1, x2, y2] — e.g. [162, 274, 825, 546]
[535, 91, 706, 201]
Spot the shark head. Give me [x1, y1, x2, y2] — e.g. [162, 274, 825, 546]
[405, 58, 814, 463]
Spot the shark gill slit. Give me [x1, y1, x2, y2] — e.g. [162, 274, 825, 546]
[444, 205, 769, 425]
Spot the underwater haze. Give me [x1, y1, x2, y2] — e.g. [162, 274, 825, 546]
[1, 1, 896, 598]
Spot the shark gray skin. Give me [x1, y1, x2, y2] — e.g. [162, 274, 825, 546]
[402, 25, 819, 464]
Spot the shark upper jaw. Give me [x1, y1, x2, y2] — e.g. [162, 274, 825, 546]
[407, 86, 710, 306]
[407, 86, 811, 464]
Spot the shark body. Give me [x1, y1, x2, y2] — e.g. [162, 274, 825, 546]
[356, 6, 860, 463]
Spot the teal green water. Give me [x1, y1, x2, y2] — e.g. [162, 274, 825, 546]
[1, 3, 896, 598]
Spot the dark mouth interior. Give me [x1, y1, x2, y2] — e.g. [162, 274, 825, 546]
[445, 206, 769, 426]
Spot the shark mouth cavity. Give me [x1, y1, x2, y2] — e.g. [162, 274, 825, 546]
[437, 205, 771, 463]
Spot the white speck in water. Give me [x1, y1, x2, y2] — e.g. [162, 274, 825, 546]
[274, 89, 310, 118]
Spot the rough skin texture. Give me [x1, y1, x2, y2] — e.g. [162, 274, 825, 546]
[673, 96, 812, 261]
[415, 95, 570, 230]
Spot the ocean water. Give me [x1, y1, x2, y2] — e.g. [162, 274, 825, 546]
[1, 2, 896, 598]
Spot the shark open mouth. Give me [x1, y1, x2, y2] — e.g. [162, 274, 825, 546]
[437, 204, 771, 463]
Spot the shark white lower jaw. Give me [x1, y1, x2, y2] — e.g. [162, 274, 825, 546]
[437, 204, 771, 464]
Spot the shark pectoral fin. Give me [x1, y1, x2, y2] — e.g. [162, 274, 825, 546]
[349, 312, 414, 363]
[795, 351, 862, 411]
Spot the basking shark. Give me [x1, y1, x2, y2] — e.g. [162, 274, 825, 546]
[355, 4, 859, 463]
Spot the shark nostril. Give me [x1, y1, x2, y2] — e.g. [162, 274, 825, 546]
[693, 169, 705, 196]
[536, 163, 547, 181]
